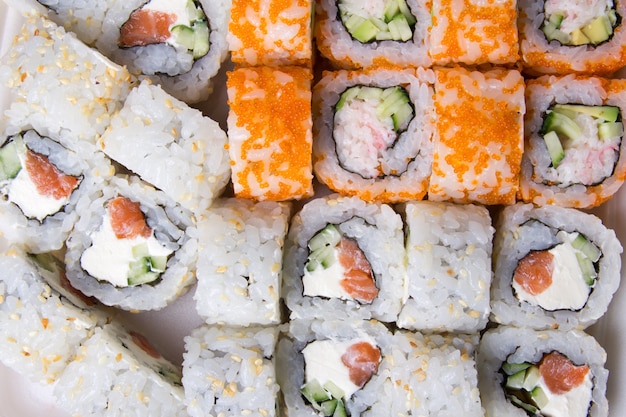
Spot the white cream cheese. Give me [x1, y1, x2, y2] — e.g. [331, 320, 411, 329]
[143, 0, 194, 27]
[302, 250, 353, 300]
[80, 212, 172, 287]
[513, 233, 591, 311]
[7, 153, 72, 221]
[302, 339, 366, 399]
[538, 372, 593, 417]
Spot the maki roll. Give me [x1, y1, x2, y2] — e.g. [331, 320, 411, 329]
[477, 326, 609, 417]
[520, 74, 626, 208]
[518, 0, 626, 75]
[99, 0, 229, 103]
[228, 0, 313, 67]
[428, 67, 525, 205]
[0, 130, 113, 253]
[397, 200, 494, 333]
[0, 13, 136, 148]
[54, 322, 187, 416]
[282, 194, 405, 323]
[277, 319, 484, 417]
[182, 325, 279, 417]
[99, 80, 231, 214]
[64, 175, 198, 311]
[194, 198, 292, 327]
[491, 203, 622, 331]
[429, 0, 519, 66]
[312, 67, 435, 203]
[314, 0, 431, 69]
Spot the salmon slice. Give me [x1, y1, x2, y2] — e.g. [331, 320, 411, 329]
[341, 341, 381, 388]
[539, 351, 590, 395]
[337, 237, 379, 303]
[108, 196, 152, 239]
[513, 250, 554, 296]
[119, 9, 177, 47]
[25, 150, 80, 200]
[130, 330, 162, 359]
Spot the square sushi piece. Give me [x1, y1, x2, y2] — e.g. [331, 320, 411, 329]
[429, 0, 519, 66]
[0, 249, 106, 385]
[227, 66, 314, 201]
[54, 322, 187, 417]
[194, 198, 291, 326]
[277, 319, 484, 417]
[428, 67, 525, 205]
[182, 325, 279, 417]
[99, 80, 231, 214]
[397, 201, 494, 333]
[227, 0, 313, 67]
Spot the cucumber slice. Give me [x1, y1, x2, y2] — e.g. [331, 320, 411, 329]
[351, 19, 380, 43]
[576, 252, 598, 286]
[132, 243, 150, 258]
[323, 381, 346, 400]
[0, 136, 24, 181]
[541, 111, 583, 140]
[387, 14, 413, 41]
[127, 256, 164, 286]
[333, 400, 347, 417]
[392, 102, 414, 130]
[502, 361, 532, 376]
[543, 131, 565, 167]
[150, 255, 168, 272]
[582, 15, 613, 45]
[376, 87, 409, 118]
[306, 245, 336, 271]
[356, 86, 384, 101]
[171, 24, 196, 51]
[509, 395, 539, 414]
[552, 104, 620, 122]
[505, 370, 527, 390]
[598, 121, 624, 139]
[530, 386, 550, 409]
[522, 365, 541, 391]
[336, 87, 361, 111]
[320, 399, 338, 416]
[309, 224, 342, 251]
[192, 20, 210, 59]
[572, 233, 602, 262]
[548, 13, 564, 28]
[301, 379, 330, 407]
[383, 0, 400, 21]
[397, 0, 417, 25]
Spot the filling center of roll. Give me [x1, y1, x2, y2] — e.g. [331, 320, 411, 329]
[542, 0, 619, 46]
[338, 0, 417, 43]
[333, 85, 414, 179]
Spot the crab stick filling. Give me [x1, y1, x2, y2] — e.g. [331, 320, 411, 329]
[302, 224, 379, 304]
[80, 197, 173, 287]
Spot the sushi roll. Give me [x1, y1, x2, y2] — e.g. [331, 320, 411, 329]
[54, 321, 187, 416]
[194, 198, 291, 326]
[518, 0, 626, 75]
[98, 80, 231, 214]
[397, 200, 494, 333]
[312, 67, 435, 203]
[282, 194, 405, 323]
[227, 66, 314, 201]
[429, 0, 519, 66]
[428, 66, 525, 205]
[182, 324, 279, 417]
[277, 319, 484, 417]
[0, 130, 113, 253]
[0, 12, 136, 149]
[477, 326, 609, 417]
[491, 203, 622, 331]
[228, 0, 313, 67]
[0, 249, 105, 384]
[520, 74, 626, 208]
[314, 0, 432, 69]
[97, 0, 230, 103]
[64, 174, 198, 311]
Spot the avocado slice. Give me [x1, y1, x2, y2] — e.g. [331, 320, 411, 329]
[552, 104, 620, 122]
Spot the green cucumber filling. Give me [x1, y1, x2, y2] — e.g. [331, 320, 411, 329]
[333, 85, 415, 179]
[539, 104, 622, 186]
[542, 0, 619, 46]
[301, 380, 347, 417]
[502, 353, 593, 417]
[0, 135, 25, 182]
[338, 0, 417, 43]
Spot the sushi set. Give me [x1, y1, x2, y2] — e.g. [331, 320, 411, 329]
[0, 0, 625, 417]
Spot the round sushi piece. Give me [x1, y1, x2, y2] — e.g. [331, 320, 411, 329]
[277, 319, 484, 417]
[0, 130, 113, 253]
[282, 194, 406, 323]
[491, 203, 622, 331]
[64, 174, 198, 311]
[518, 0, 626, 75]
[313, 67, 435, 203]
[520, 74, 626, 208]
[477, 326, 609, 417]
[97, 0, 230, 103]
[314, 0, 432, 69]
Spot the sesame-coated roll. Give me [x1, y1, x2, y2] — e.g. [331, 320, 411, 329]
[227, 0, 313, 67]
[429, 0, 520, 66]
[428, 67, 525, 205]
[226, 66, 314, 201]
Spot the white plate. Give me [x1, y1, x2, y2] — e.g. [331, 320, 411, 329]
[0, 2, 624, 417]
